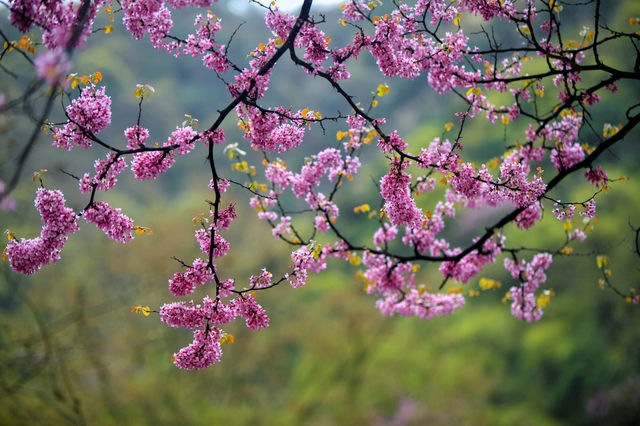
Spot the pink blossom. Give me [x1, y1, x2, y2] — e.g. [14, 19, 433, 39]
[125, 126, 150, 149]
[34, 48, 70, 85]
[270, 124, 305, 153]
[79, 153, 127, 193]
[160, 300, 206, 329]
[377, 131, 408, 154]
[168, 126, 197, 156]
[514, 202, 542, 230]
[373, 223, 398, 248]
[231, 295, 269, 330]
[551, 143, 585, 171]
[203, 296, 237, 326]
[83, 201, 134, 244]
[53, 85, 111, 150]
[172, 328, 222, 370]
[194, 229, 229, 258]
[584, 166, 608, 188]
[130, 148, 176, 180]
[288, 246, 325, 288]
[380, 159, 422, 228]
[504, 253, 553, 322]
[168, 258, 213, 297]
[209, 178, 229, 193]
[250, 269, 273, 289]
[6, 189, 78, 275]
[579, 199, 596, 219]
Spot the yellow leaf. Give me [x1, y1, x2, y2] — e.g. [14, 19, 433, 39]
[596, 255, 609, 268]
[376, 84, 389, 97]
[353, 203, 370, 213]
[105, 24, 113, 34]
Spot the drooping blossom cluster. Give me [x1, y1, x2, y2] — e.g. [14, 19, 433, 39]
[83, 201, 134, 244]
[380, 159, 422, 228]
[504, 254, 554, 322]
[157, 189, 282, 368]
[6, 189, 79, 274]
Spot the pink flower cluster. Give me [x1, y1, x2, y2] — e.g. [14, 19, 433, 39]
[439, 235, 504, 284]
[122, 0, 173, 48]
[376, 290, 465, 321]
[6, 189, 78, 275]
[169, 258, 213, 297]
[83, 201, 134, 244]
[288, 245, 326, 288]
[377, 131, 408, 154]
[361, 251, 465, 320]
[34, 48, 70, 85]
[585, 166, 608, 188]
[231, 294, 270, 330]
[290, 148, 344, 198]
[504, 253, 553, 322]
[79, 153, 127, 193]
[380, 159, 422, 228]
[10, 0, 103, 48]
[168, 126, 197, 156]
[159, 291, 268, 370]
[373, 223, 398, 249]
[179, 11, 228, 73]
[53, 85, 112, 150]
[172, 328, 222, 370]
[160, 183, 279, 368]
[237, 106, 308, 153]
[125, 126, 150, 149]
[130, 149, 176, 180]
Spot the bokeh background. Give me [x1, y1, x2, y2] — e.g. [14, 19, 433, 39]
[1, 1, 640, 424]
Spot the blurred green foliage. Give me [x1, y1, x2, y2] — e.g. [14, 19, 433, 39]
[1, 1, 640, 425]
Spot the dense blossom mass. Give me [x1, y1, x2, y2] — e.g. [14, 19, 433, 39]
[2, 0, 640, 369]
